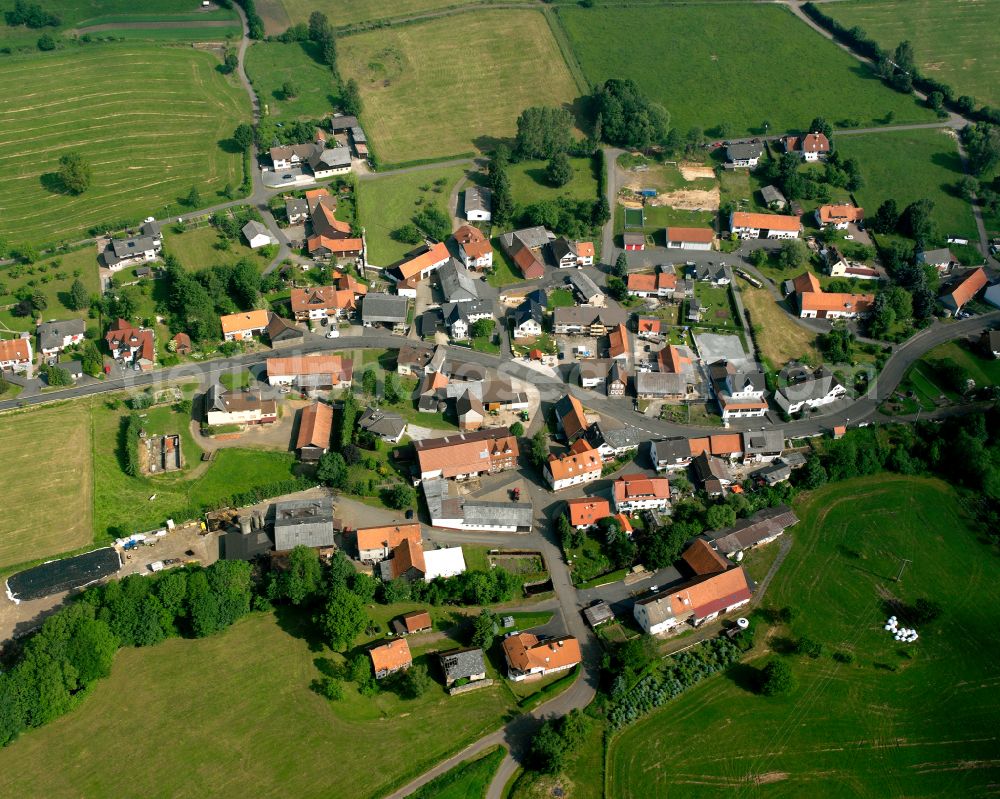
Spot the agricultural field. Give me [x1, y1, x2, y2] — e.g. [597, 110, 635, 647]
[0, 246, 101, 334]
[256, 0, 485, 33]
[0, 611, 516, 799]
[0, 0, 239, 49]
[507, 156, 599, 208]
[162, 225, 271, 273]
[836, 128, 979, 242]
[0, 403, 93, 570]
[558, 4, 935, 136]
[0, 44, 250, 247]
[338, 10, 579, 165]
[356, 165, 466, 266]
[607, 475, 1000, 798]
[739, 283, 821, 368]
[823, 0, 1000, 108]
[412, 746, 505, 799]
[244, 40, 339, 120]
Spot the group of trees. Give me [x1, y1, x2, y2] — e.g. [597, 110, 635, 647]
[4, 0, 59, 28]
[486, 147, 516, 230]
[868, 285, 914, 339]
[755, 129, 860, 203]
[592, 79, 670, 150]
[514, 106, 576, 187]
[529, 710, 590, 773]
[0, 561, 253, 748]
[57, 152, 92, 195]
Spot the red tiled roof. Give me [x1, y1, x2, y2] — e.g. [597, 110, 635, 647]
[546, 444, 602, 483]
[398, 242, 450, 281]
[817, 204, 864, 225]
[681, 539, 729, 576]
[946, 267, 988, 309]
[799, 291, 875, 314]
[290, 285, 356, 315]
[608, 323, 629, 358]
[566, 497, 611, 527]
[613, 473, 670, 504]
[731, 212, 801, 232]
[666, 226, 714, 243]
[0, 338, 30, 362]
[791, 272, 821, 295]
[502, 633, 581, 673]
[370, 639, 412, 673]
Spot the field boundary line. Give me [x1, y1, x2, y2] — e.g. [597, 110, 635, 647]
[544, 7, 591, 97]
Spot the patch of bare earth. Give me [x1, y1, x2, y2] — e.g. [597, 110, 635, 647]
[650, 188, 720, 211]
[679, 162, 716, 181]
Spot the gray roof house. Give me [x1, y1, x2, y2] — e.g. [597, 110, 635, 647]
[499, 226, 553, 254]
[760, 185, 787, 208]
[362, 293, 409, 327]
[358, 406, 407, 442]
[37, 318, 86, 354]
[242, 220, 273, 246]
[272, 497, 335, 551]
[310, 145, 352, 172]
[709, 505, 798, 556]
[285, 197, 309, 223]
[568, 271, 603, 305]
[585, 421, 642, 458]
[439, 647, 487, 685]
[774, 368, 845, 413]
[726, 142, 763, 164]
[635, 371, 688, 399]
[438, 259, 479, 303]
[465, 186, 492, 219]
[742, 429, 785, 461]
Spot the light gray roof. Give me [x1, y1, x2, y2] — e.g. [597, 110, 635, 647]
[141, 219, 160, 237]
[579, 358, 612, 381]
[760, 185, 786, 204]
[742, 429, 784, 454]
[693, 263, 727, 282]
[272, 497, 335, 551]
[759, 462, 792, 484]
[775, 370, 842, 410]
[440, 648, 486, 681]
[242, 220, 271, 240]
[918, 248, 956, 265]
[500, 226, 552, 253]
[709, 505, 798, 555]
[569, 270, 601, 301]
[438, 258, 479, 303]
[61, 359, 83, 376]
[692, 452, 731, 483]
[311, 145, 351, 170]
[727, 142, 763, 161]
[286, 197, 308, 216]
[553, 305, 627, 328]
[465, 186, 492, 213]
[586, 422, 642, 452]
[358, 406, 406, 439]
[350, 126, 366, 143]
[111, 235, 157, 259]
[362, 293, 409, 323]
[636, 371, 687, 396]
[463, 501, 534, 528]
[37, 319, 86, 351]
[583, 601, 614, 627]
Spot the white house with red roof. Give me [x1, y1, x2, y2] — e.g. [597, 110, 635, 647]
[105, 319, 155, 370]
[0, 335, 32, 372]
[612, 473, 671, 514]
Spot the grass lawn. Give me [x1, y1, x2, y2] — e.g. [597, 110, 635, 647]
[510, 714, 604, 799]
[0, 247, 101, 334]
[0, 0, 238, 48]
[607, 474, 1000, 798]
[614, 205, 716, 244]
[412, 746, 505, 799]
[739, 282, 821, 367]
[487, 246, 522, 288]
[0, 403, 93, 569]
[0, 44, 250, 248]
[338, 10, 579, 165]
[693, 282, 735, 329]
[219, 368, 252, 390]
[0, 612, 516, 799]
[920, 339, 1000, 387]
[823, 0, 1000, 108]
[162, 225, 270, 273]
[836, 128, 979, 241]
[547, 288, 575, 309]
[244, 40, 339, 121]
[508, 157, 598, 207]
[357, 166, 466, 266]
[566, 531, 613, 586]
[257, 0, 480, 31]
[558, 4, 934, 137]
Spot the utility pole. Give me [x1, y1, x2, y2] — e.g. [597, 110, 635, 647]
[895, 557, 912, 582]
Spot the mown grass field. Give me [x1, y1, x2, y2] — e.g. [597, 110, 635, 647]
[0, 0, 238, 48]
[338, 10, 579, 165]
[356, 165, 466, 265]
[919, 339, 1000, 387]
[739, 282, 821, 367]
[558, 4, 935, 136]
[162, 225, 271, 273]
[824, 0, 1000, 108]
[0, 403, 93, 569]
[836, 128, 979, 241]
[0, 246, 101, 334]
[244, 40, 339, 120]
[507, 156, 599, 208]
[0, 44, 250, 247]
[607, 475, 1000, 798]
[257, 0, 485, 32]
[0, 611, 514, 799]
[413, 746, 505, 799]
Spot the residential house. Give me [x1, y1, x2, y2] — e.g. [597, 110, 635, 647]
[793, 271, 874, 319]
[917, 247, 958, 273]
[552, 305, 627, 336]
[709, 361, 768, 420]
[397, 344, 433, 376]
[940, 267, 988, 314]
[815, 204, 864, 230]
[220, 309, 270, 342]
[439, 259, 480, 303]
[692, 451, 733, 496]
[440, 648, 487, 686]
[290, 285, 357, 322]
[481, 378, 528, 412]
[270, 142, 317, 170]
[725, 142, 763, 168]
[550, 237, 594, 268]
[0, 335, 31, 372]
[742, 429, 785, 463]
[627, 268, 676, 300]
[666, 227, 714, 251]
[422, 477, 533, 532]
[285, 196, 309, 224]
[100, 219, 162, 270]
[369, 639, 412, 679]
[104, 319, 154, 370]
[38, 319, 85, 357]
[465, 186, 492, 221]
[636, 317, 663, 338]
[242, 221, 274, 249]
[690, 262, 730, 285]
[566, 497, 611, 530]
[635, 371, 690, 401]
[633, 566, 752, 634]
[511, 243, 546, 280]
[356, 523, 422, 564]
[782, 132, 830, 161]
[265, 354, 354, 392]
[606, 360, 628, 397]
[622, 232, 646, 251]
[657, 345, 694, 376]
[650, 437, 697, 472]
[393, 611, 432, 636]
[760, 185, 787, 210]
[730, 212, 801, 240]
[709, 505, 798, 557]
[686, 298, 703, 323]
[613, 473, 670, 514]
[578, 358, 611, 390]
[393, 241, 450, 285]
[272, 497, 335, 551]
[308, 235, 363, 261]
[569, 271, 604, 306]
[502, 633, 581, 681]
[295, 401, 333, 461]
[757, 460, 792, 485]
[442, 299, 493, 339]
[265, 315, 304, 349]
[456, 390, 485, 431]
[511, 290, 546, 340]
[414, 428, 519, 481]
[203, 384, 277, 426]
[379, 538, 427, 581]
[824, 247, 879, 281]
[774, 367, 846, 414]
[545, 442, 603, 491]
[585, 421, 641, 461]
[362, 293, 409, 333]
[171, 332, 192, 355]
[358, 406, 407, 443]
[422, 546, 467, 581]
[554, 394, 588, 443]
[608, 323, 629, 361]
[454, 225, 493, 270]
